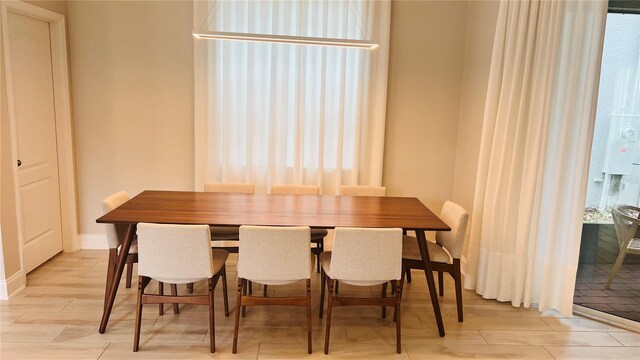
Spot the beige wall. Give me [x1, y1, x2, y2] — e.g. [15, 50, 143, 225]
[383, 1, 468, 213]
[24, 1, 67, 16]
[67, 1, 195, 235]
[451, 1, 500, 258]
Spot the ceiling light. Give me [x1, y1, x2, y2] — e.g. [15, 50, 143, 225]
[192, 31, 378, 49]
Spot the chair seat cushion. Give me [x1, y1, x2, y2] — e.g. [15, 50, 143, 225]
[320, 251, 332, 274]
[311, 228, 328, 242]
[210, 226, 241, 240]
[212, 249, 230, 274]
[121, 239, 138, 254]
[402, 235, 452, 264]
[319, 251, 387, 287]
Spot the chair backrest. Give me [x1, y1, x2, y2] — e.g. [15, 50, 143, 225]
[435, 201, 468, 259]
[102, 191, 130, 249]
[330, 227, 403, 285]
[339, 185, 386, 197]
[612, 204, 640, 249]
[271, 184, 319, 195]
[137, 223, 214, 284]
[238, 226, 311, 284]
[204, 182, 255, 194]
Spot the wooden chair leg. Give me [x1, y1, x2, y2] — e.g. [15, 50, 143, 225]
[438, 271, 444, 296]
[263, 284, 268, 297]
[208, 278, 216, 353]
[317, 253, 322, 273]
[187, 282, 194, 294]
[133, 276, 144, 352]
[319, 269, 326, 319]
[381, 282, 388, 319]
[170, 284, 180, 314]
[221, 265, 229, 317]
[395, 279, 403, 354]
[395, 270, 406, 323]
[248, 281, 253, 295]
[158, 281, 164, 316]
[335, 281, 339, 294]
[454, 259, 463, 322]
[324, 279, 335, 355]
[317, 239, 323, 273]
[126, 262, 133, 288]
[306, 278, 312, 354]
[241, 281, 247, 318]
[232, 278, 244, 354]
[606, 248, 628, 289]
[390, 280, 399, 322]
[406, 268, 412, 283]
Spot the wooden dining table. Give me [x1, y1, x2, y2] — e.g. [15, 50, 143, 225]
[96, 190, 451, 336]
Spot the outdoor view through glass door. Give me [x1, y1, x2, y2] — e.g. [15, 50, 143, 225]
[577, 11, 640, 322]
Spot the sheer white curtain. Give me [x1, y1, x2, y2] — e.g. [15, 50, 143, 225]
[194, 1, 391, 194]
[464, 0, 607, 314]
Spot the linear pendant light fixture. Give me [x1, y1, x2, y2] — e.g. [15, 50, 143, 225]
[193, 0, 378, 49]
[193, 31, 378, 49]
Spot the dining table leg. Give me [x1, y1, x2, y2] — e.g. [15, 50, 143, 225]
[415, 230, 445, 337]
[99, 223, 135, 333]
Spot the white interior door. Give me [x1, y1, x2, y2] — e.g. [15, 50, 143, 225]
[7, 11, 63, 272]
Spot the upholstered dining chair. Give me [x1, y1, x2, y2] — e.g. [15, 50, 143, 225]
[606, 204, 640, 289]
[271, 184, 319, 195]
[102, 191, 144, 289]
[133, 223, 229, 353]
[233, 225, 314, 354]
[338, 185, 387, 197]
[319, 227, 404, 354]
[335, 185, 387, 294]
[103, 191, 194, 315]
[204, 182, 255, 250]
[270, 184, 328, 274]
[201, 182, 253, 300]
[401, 201, 468, 322]
[102, 191, 138, 291]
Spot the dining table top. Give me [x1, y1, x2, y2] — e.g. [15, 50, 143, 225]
[96, 190, 450, 231]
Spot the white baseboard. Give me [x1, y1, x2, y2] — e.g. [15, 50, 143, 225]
[0, 271, 26, 300]
[80, 234, 108, 249]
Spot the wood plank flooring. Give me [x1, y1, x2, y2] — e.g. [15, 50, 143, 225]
[1, 250, 638, 359]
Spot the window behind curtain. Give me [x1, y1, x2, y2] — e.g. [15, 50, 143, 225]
[194, 0, 391, 194]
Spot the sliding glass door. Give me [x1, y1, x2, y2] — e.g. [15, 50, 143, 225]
[577, 10, 640, 322]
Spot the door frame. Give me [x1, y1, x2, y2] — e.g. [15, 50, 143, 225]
[1, 0, 78, 264]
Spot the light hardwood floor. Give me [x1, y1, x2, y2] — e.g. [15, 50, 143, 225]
[1, 250, 639, 359]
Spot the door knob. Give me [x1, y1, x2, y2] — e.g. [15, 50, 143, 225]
[17, 159, 21, 167]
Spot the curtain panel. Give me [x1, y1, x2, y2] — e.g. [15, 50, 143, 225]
[465, 0, 608, 315]
[194, 1, 391, 194]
